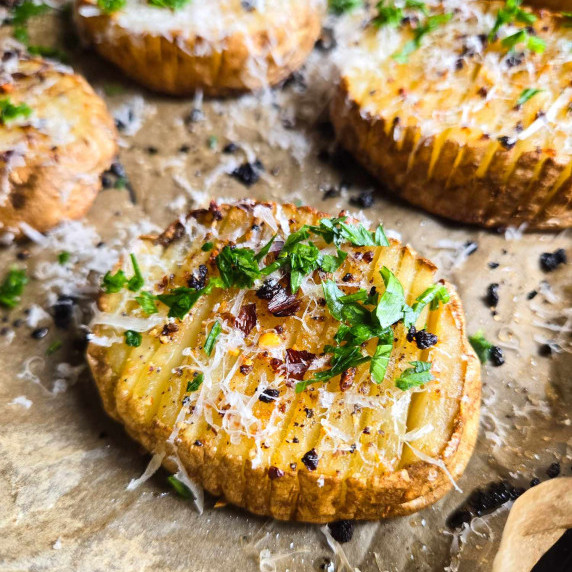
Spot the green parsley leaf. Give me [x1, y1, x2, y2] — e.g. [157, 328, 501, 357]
[501, 30, 545, 53]
[103, 84, 126, 96]
[0, 268, 28, 309]
[201, 241, 214, 252]
[148, 0, 192, 10]
[135, 291, 158, 315]
[0, 98, 32, 125]
[216, 246, 261, 289]
[322, 280, 345, 321]
[127, 254, 144, 291]
[204, 321, 222, 356]
[207, 135, 218, 150]
[11, 1, 49, 26]
[253, 235, 276, 262]
[375, 266, 407, 329]
[489, 0, 537, 40]
[395, 360, 433, 390]
[297, 344, 371, 391]
[370, 335, 393, 383]
[373, 1, 404, 28]
[564, 12, 572, 28]
[167, 475, 195, 499]
[516, 88, 543, 108]
[102, 269, 127, 293]
[124, 330, 142, 347]
[468, 330, 493, 363]
[329, 0, 362, 15]
[404, 283, 450, 328]
[289, 241, 321, 293]
[58, 251, 70, 265]
[308, 217, 389, 248]
[157, 288, 202, 319]
[319, 249, 348, 273]
[157, 277, 222, 319]
[46, 340, 63, 355]
[186, 372, 204, 392]
[393, 12, 452, 63]
[97, 0, 126, 14]
[28, 45, 68, 62]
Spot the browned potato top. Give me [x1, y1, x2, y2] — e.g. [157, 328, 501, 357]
[88, 201, 480, 522]
[0, 47, 116, 235]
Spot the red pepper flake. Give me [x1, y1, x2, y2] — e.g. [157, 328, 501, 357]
[285, 349, 316, 381]
[267, 289, 300, 317]
[234, 303, 257, 335]
[268, 466, 285, 479]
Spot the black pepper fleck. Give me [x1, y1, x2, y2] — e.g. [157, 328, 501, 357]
[31, 327, 49, 340]
[546, 462, 560, 479]
[259, 388, 280, 403]
[489, 346, 505, 366]
[539, 249, 566, 272]
[328, 520, 354, 543]
[485, 283, 500, 307]
[301, 448, 319, 471]
[350, 190, 375, 209]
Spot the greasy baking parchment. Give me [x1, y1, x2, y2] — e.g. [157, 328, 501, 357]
[0, 8, 570, 572]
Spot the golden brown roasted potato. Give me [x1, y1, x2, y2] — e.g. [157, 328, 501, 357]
[87, 201, 480, 522]
[0, 48, 117, 238]
[331, 1, 572, 230]
[74, 0, 325, 96]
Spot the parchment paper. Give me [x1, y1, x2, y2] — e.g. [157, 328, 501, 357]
[0, 9, 570, 572]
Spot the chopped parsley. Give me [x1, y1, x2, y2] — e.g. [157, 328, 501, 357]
[204, 321, 221, 356]
[393, 12, 452, 63]
[469, 330, 493, 363]
[157, 277, 222, 319]
[207, 135, 218, 150]
[28, 45, 68, 62]
[148, 0, 192, 9]
[124, 330, 142, 347]
[167, 475, 195, 499]
[516, 88, 543, 108]
[97, 0, 126, 14]
[373, 0, 427, 28]
[0, 98, 32, 125]
[308, 216, 389, 248]
[201, 241, 214, 252]
[501, 29, 545, 53]
[375, 266, 407, 329]
[564, 12, 572, 28]
[329, 0, 362, 15]
[46, 340, 63, 355]
[370, 333, 394, 383]
[395, 361, 434, 390]
[58, 251, 71, 265]
[404, 282, 450, 328]
[297, 268, 448, 391]
[0, 268, 28, 309]
[101, 254, 144, 293]
[11, 0, 49, 24]
[216, 246, 261, 289]
[186, 372, 204, 392]
[127, 254, 144, 291]
[135, 291, 158, 315]
[489, 0, 536, 41]
[102, 269, 127, 293]
[296, 344, 371, 392]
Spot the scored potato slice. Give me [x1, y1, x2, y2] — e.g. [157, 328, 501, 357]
[87, 201, 480, 522]
[74, 0, 325, 96]
[331, 1, 572, 230]
[0, 47, 117, 237]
